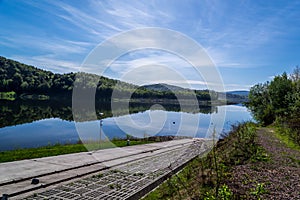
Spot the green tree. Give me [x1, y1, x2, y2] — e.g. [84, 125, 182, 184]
[248, 68, 299, 126]
[20, 81, 29, 90]
[268, 72, 293, 117]
[248, 82, 274, 125]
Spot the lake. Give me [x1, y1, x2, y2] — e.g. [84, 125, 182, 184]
[0, 100, 253, 151]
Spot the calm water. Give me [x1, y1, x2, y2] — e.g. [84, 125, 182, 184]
[0, 100, 253, 151]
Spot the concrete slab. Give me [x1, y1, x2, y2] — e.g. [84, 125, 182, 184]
[35, 151, 96, 167]
[0, 139, 193, 186]
[0, 160, 64, 184]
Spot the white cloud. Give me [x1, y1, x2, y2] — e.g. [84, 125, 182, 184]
[55, 2, 123, 35]
[1, 34, 90, 55]
[224, 83, 252, 91]
[12, 0, 177, 73]
[102, 1, 173, 29]
[11, 55, 81, 73]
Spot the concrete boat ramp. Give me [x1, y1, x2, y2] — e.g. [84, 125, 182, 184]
[0, 139, 212, 200]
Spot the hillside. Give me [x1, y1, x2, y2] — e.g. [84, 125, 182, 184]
[225, 92, 249, 103]
[142, 83, 191, 92]
[0, 56, 180, 100]
[0, 56, 135, 99]
[0, 56, 218, 101]
[144, 83, 249, 104]
[227, 90, 249, 96]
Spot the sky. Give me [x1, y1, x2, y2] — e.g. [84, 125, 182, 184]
[1, 0, 300, 91]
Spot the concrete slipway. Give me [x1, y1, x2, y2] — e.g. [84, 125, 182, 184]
[0, 139, 212, 200]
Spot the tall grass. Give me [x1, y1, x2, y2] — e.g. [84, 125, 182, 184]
[275, 117, 300, 147]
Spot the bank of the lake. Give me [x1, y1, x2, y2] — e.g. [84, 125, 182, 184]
[143, 123, 300, 199]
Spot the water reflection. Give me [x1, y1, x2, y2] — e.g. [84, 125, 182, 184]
[0, 100, 251, 151]
[0, 100, 216, 127]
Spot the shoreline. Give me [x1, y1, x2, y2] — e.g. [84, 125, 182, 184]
[0, 136, 191, 163]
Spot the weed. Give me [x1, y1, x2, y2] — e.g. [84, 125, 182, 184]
[250, 183, 267, 199]
[218, 184, 233, 200]
[109, 184, 115, 189]
[251, 146, 270, 162]
[94, 173, 104, 178]
[115, 183, 122, 190]
[287, 156, 300, 165]
[133, 172, 144, 176]
[111, 169, 121, 173]
[203, 185, 233, 200]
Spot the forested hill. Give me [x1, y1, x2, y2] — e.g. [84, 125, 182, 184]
[0, 56, 218, 101]
[143, 84, 248, 103]
[0, 56, 75, 94]
[0, 56, 145, 99]
[142, 83, 192, 92]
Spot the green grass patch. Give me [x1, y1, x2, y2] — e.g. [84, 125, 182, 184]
[274, 127, 300, 151]
[0, 139, 156, 163]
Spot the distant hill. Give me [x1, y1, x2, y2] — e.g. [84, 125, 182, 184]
[142, 83, 191, 92]
[143, 84, 249, 103]
[224, 91, 249, 104]
[142, 83, 218, 101]
[226, 91, 249, 96]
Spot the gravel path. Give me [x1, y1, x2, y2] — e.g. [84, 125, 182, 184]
[227, 128, 300, 199]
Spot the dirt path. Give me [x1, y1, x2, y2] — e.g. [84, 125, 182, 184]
[227, 128, 300, 199]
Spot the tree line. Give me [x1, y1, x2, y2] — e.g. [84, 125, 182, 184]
[247, 66, 300, 144]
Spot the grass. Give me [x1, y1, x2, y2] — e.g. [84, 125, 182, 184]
[0, 139, 156, 163]
[274, 127, 300, 151]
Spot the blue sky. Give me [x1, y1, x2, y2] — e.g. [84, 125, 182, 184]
[1, 0, 300, 91]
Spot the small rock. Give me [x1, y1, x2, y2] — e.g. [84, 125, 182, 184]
[31, 178, 39, 185]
